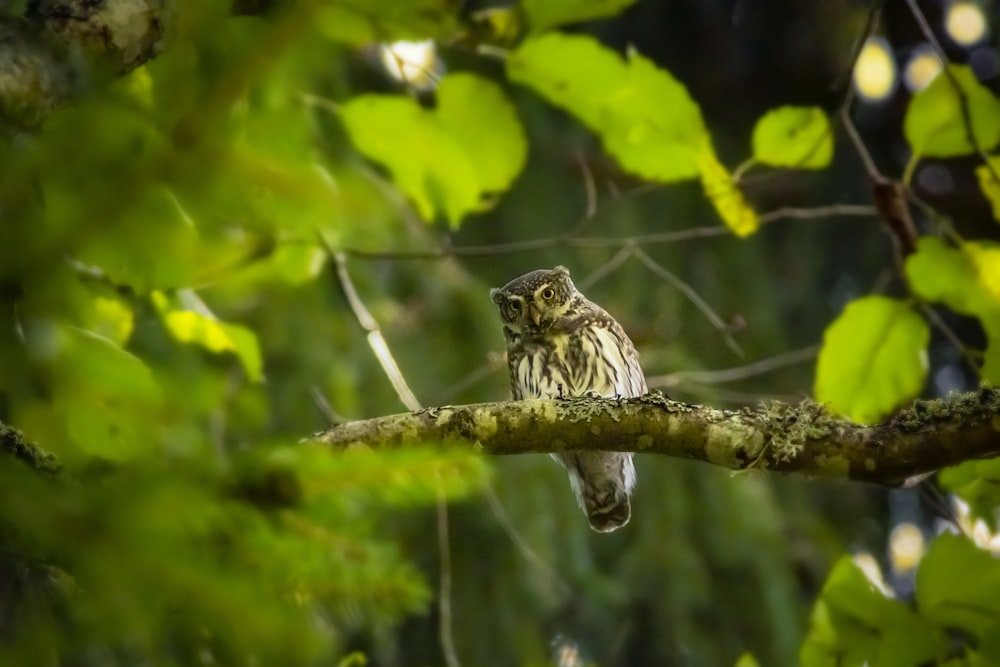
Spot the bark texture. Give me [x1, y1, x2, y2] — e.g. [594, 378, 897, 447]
[1, 0, 168, 129]
[316, 388, 1000, 485]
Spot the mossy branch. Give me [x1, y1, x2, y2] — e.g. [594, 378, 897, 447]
[316, 388, 1000, 486]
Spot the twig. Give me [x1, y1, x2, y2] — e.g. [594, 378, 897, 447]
[343, 204, 877, 261]
[576, 244, 636, 291]
[326, 245, 462, 667]
[332, 251, 421, 412]
[436, 481, 460, 667]
[647, 345, 819, 389]
[917, 303, 982, 377]
[631, 247, 744, 358]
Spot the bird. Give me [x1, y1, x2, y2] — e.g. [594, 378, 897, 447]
[490, 266, 647, 532]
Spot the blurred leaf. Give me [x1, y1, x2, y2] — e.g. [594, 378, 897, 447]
[269, 444, 489, 516]
[939, 459, 1000, 529]
[917, 533, 1000, 637]
[74, 186, 203, 292]
[905, 237, 1000, 383]
[338, 652, 368, 667]
[734, 652, 760, 667]
[800, 558, 944, 667]
[152, 291, 263, 381]
[977, 158, 1000, 223]
[522, 0, 637, 33]
[339, 73, 526, 227]
[508, 34, 707, 182]
[904, 66, 1000, 158]
[39, 327, 163, 460]
[751, 106, 832, 169]
[700, 152, 759, 236]
[317, 1, 459, 45]
[815, 296, 929, 424]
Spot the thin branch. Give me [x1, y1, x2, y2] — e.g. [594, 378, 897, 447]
[917, 303, 983, 377]
[576, 244, 636, 291]
[314, 388, 1000, 487]
[631, 247, 744, 358]
[342, 204, 878, 261]
[327, 248, 462, 667]
[577, 150, 598, 221]
[435, 483, 460, 667]
[480, 483, 572, 598]
[332, 251, 422, 412]
[647, 345, 819, 389]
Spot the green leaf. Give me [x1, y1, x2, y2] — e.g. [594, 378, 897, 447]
[522, 0, 636, 33]
[339, 73, 526, 227]
[508, 34, 759, 236]
[317, 1, 459, 45]
[58, 327, 163, 459]
[152, 292, 263, 382]
[917, 533, 1000, 637]
[939, 459, 1000, 529]
[751, 106, 833, 169]
[434, 74, 528, 194]
[815, 296, 929, 424]
[905, 237, 1000, 384]
[976, 157, 1000, 223]
[700, 152, 760, 237]
[800, 557, 944, 667]
[904, 66, 1000, 158]
[508, 33, 707, 182]
[733, 653, 760, 667]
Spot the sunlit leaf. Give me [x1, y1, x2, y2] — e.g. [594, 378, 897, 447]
[84, 291, 135, 346]
[904, 65, 1000, 158]
[815, 296, 929, 424]
[508, 33, 707, 181]
[917, 533, 1000, 636]
[339, 73, 526, 227]
[152, 291, 263, 381]
[522, 0, 636, 33]
[976, 157, 1000, 223]
[733, 653, 760, 667]
[800, 558, 944, 666]
[700, 152, 759, 236]
[751, 106, 833, 169]
[905, 237, 1000, 384]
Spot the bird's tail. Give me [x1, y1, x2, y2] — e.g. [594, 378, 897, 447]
[555, 451, 636, 533]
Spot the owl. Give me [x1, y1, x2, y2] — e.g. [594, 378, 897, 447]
[490, 266, 647, 532]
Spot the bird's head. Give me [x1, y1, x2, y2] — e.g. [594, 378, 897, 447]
[490, 266, 577, 337]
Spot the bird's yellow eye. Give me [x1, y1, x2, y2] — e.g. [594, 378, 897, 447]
[541, 288, 555, 300]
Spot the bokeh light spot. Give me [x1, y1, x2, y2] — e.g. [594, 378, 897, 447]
[890, 523, 925, 572]
[854, 38, 897, 102]
[379, 40, 441, 89]
[904, 47, 942, 91]
[946, 2, 988, 46]
[917, 163, 955, 195]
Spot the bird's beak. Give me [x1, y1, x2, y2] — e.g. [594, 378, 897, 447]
[528, 304, 543, 327]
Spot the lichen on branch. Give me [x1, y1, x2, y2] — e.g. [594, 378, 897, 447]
[315, 388, 1000, 486]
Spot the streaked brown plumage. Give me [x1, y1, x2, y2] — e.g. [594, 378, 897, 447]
[490, 266, 646, 532]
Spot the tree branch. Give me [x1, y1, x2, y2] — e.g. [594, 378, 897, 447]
[0, 0, 169, 129]
[315, 388, 1000, 486]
